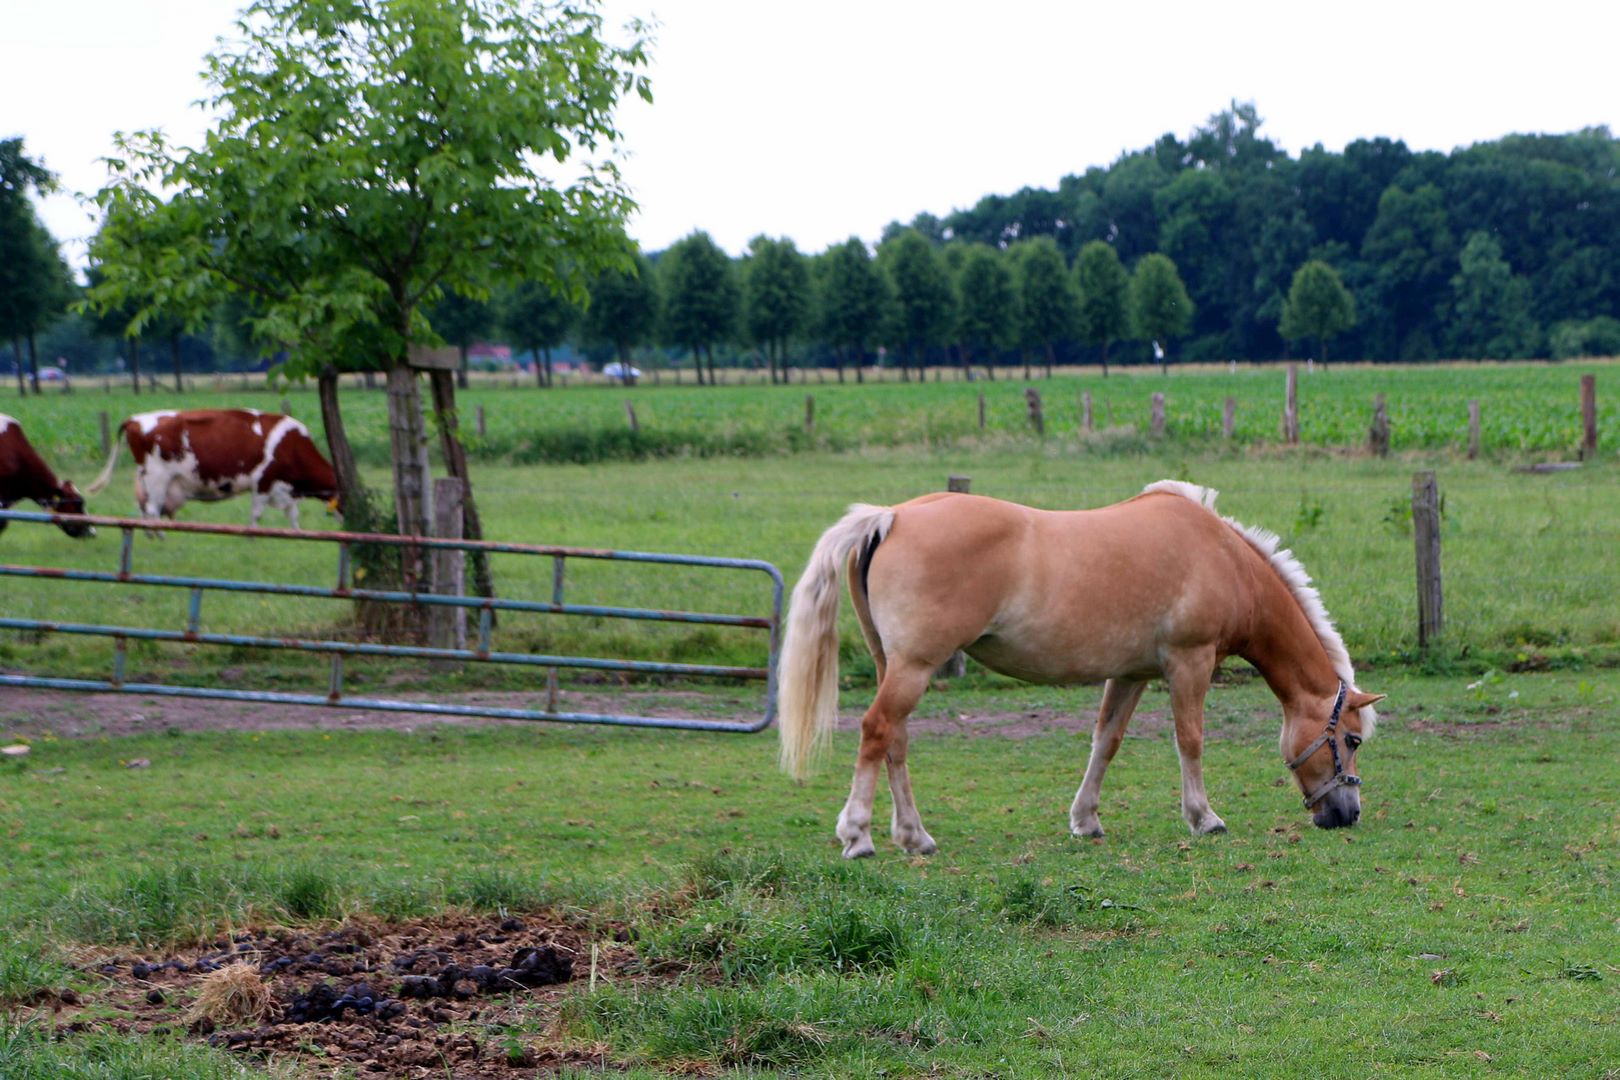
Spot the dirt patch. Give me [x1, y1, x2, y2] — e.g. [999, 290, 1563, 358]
[0, 685, 749, 740]
[33, 912, 650, 1078]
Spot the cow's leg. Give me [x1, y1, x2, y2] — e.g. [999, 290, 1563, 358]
[837, 659, 932, 859]
[250, 491, 269, 528]
[1166, 646, 1225, 835]
[1070, 677, 1147, 838]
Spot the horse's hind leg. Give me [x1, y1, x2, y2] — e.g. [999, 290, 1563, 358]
[1070, 678, 1147, 838]
[885, 708, 936, 855]
[837, 660, 932, 859]
[1166, 646, 1225, 835]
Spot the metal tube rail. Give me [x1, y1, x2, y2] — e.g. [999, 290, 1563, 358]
[0, 508, 783, 733]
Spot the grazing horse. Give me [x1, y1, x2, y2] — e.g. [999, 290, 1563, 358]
[778, 481, 1383, 858]
[0, 414, 94, 538]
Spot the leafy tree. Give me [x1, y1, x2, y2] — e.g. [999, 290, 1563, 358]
[815, 237, 889, 383]
[660, 231, 738, 385]
[1447, 232, 1539, 359]
[1129, 253, 1194, 374]
[1074, 240, 1130, 376]
[582, 252, 658, 379]
[954, 244, 1016, 378]
[427, 291, 494, 390]
[1279, 260, 1357, 363]
[1549, 315, 1620, 360]
[0, 140, 73, 395]
[500, 281, 575, 387]
[87, 0, 650, 572]
[1360, 184, 1456, 359]
[743, 235, 810, 384]
[1012, 237, 1079, 378]
[878, 229, 954, 381]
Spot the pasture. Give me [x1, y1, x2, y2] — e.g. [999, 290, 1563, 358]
[2, 364, 1618, 1077]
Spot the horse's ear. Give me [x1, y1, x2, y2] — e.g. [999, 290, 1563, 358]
[1346, 691, 1385, 710]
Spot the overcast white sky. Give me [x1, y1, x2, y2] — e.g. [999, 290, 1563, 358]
[6, 0, 1618, 271]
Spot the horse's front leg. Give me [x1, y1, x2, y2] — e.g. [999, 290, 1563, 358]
[1070, 678, 1147, 838]
[837, 661, 931, 858]
[1166, 647, 1225, 835]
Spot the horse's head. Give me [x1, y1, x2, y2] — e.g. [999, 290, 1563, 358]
[48, 483, 96, 538]
[1283, 683, 1384, 829]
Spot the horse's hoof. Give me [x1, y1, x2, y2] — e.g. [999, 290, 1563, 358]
[1193, 817, 1228, 836]
[842, 840, 876, 859]
[1071, 822, 1104, 840]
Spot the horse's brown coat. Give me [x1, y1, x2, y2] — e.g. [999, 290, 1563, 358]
[778, 484, 1382, 857]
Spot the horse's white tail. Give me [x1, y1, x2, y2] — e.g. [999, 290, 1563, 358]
[778, 503, 894, 780]
[84, 424, 125, 495]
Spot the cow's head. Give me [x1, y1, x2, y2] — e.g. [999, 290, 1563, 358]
[47, 482, 95, 538]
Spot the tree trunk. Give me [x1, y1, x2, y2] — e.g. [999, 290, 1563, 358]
[11, 336, 24, 396]
[543, 346, 554, 388]
[171, 334, 183, 392]
[692, 347, 704, 386]
[1023, 347, 1031, 382]
[1044, 341, 1055, 379]
[706, 344, 717, 386]
[429, 367, 495, 604]
[835, 345, 846, 384]
[1321, 336, 1330, 366]
[318, 367, 366, 508]
[457, 343, 470, 390]
[385, 363, 432, 602]
[533, 347, 546, 387]
[26, 330, 40, 395]
[129, 337, 142, 395]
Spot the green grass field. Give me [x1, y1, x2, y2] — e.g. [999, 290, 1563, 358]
[2, 366, 1618, 1077]
[2, 671, 1618, 1076]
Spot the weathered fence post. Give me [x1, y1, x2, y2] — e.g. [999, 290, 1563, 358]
[1580, 374, 1597, 459]
[1283, 365, 1299, 444]
[940, 475, 971, 679]
[1081, 390, 1094, 434]
[624, 400, 640, 434]
[475, 404, 486, 438]
[1025, 388, 1045, 436]
[1368, 394, 1390, 457]
[1222, 397, 1236, 440]
[977, 391, 986, 432]
[804, 394, 815, 433]
[280, 397, 292, 418]
[1150, 392, 1166, 438]
[1467, 400, 1481, 460]
[430, 476, 467, 660]
[1412, 471, 1443, 649]
[98, 411, 111, 457]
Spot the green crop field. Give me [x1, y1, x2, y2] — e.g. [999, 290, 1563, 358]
[2, 365, 1618, 1078]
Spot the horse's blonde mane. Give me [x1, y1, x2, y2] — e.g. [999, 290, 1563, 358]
[1142, 480, 1374, 735]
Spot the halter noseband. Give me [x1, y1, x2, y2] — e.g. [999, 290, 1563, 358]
[1285, 681, 1361, 809]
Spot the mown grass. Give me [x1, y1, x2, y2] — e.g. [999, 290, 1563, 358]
[2, 669, 1617, 1076]
[3, 444, 1617, 700]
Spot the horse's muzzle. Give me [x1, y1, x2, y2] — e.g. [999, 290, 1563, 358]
[1312, 787, 1361, 829]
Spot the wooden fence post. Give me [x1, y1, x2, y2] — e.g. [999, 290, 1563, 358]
[1150, 392, 1166, 438]
[280, 397, 292, 417]
[804, 394, 815, 433]
[1025, 388, 1045, 436]
[98, 411, 111, 457]
[1412, 471, 1443, 649]
[475, 404, 486, 438]
[1368, 394, 1390, 457]
[624, 400, 640, 434]
[1222, 397, 1236, 440]
[977, 391, 986, 432]
[1467, 400, 1481, 460]
[1081, 390, 1094, 434]
[429, 476, 467, 659]
[1283, 365, 1299, 444]
[941, 475, 971, 678]
[1580, 374, 1597, 459]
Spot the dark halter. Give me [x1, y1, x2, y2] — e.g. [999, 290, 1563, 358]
[1285, 681, 1361, 809]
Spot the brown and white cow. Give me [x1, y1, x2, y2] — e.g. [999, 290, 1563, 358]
[0, 413, 94, 537]
[85, 409, 340, 529]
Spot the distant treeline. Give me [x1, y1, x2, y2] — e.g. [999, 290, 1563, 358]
[7, 105, 1620, 385]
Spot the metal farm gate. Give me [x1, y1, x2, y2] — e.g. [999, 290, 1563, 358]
[0, 508, 782, 733]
